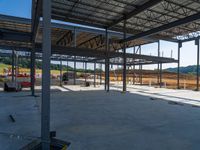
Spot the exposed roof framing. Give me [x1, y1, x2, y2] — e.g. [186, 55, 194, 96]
[49, 0, 200, 43]
[56, 30, 73, 46]
[107, 0, 163, 29]
[0, 14, 152, 52]
[121, 11, 200, 43]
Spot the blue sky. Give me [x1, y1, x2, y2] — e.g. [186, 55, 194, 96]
[0, 0, 197, 70]
[0, 0, 31, 18]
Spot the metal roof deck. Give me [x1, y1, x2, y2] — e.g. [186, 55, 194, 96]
[0, 14, 152, 52]
[50, 0, 200, 41]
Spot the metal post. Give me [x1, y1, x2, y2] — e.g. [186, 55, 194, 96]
[31, 0, 36, 96]
[31, 43, 35, 96]
[105, 30, 107, 91]
[82, 61, 84, 83]
[105, 29, 110, 92]
[104, 62, 107, 90]
[11, 49, 14, 82]
[60, 58, 62, 87]
[85, 62, 87, 83]
[177, 42, 182, 89]
[66, 60, 69, 80]
[132, 46, 135, 85]
[73, 28, 76, 85]
[41, 0, 51, 149]
[123, 19, 127, 92]
[116, 65, 119, 82]
[139, 46, 142, 85]
[74, 57, 76, 85]
[195, 39, 200, 91]
[94, 62, 96, 87]
[100, 64, 102, 85]
[159, 63, 162, 88]
[15, 52, 18, 83]
[157, 41, 160, 85]
[107, 61, 110, 92]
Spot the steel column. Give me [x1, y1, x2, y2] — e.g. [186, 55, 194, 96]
[159, 63, 162, 88]
[195, 39, 200, 91]
[82, 60, 84, 83]
[100, 64, 102, 85]
[139, 46, 142, 85]
[157, 41, 160, 85]
[11, 49, 14, 82]
[116, 65, 119, 82]
[105, 29, 110, 92]
[132, 47, 135, 85]
[66, 59, 69, 80]
[15, 53, 18, 83]
[177, 42, 182, 89]
[41, 0, 51, 149]
[94, 62, 96, 87]
[60, 57, 62, 87]
[104, 30, 107, 91]
[123, 19, 127, 92]
[73, 28, 76, 85]
[74, 57, 76, 85]
[31, 43, 35, 96]
[85, 62, 87, 83]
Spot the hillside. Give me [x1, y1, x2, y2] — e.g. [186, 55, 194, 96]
[0, 57, 96, 73]
[166, 65, 199, 75]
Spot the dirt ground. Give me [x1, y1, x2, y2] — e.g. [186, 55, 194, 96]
[0, 70, 199, 91]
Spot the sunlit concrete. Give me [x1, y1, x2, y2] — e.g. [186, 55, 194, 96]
[0, 85, 200, 150]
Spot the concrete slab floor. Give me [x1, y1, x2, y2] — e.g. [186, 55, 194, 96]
[0, 85, 200, 150]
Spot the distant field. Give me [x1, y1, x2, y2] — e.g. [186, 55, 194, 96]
[0, 63, 61, 75]
[0, 63, 199, 90]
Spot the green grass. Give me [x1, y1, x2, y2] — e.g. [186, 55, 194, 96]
[0, 63, 81, 75]
[0, 63, 11, 74]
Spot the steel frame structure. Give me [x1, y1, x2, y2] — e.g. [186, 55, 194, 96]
[1, 0, 200, 149]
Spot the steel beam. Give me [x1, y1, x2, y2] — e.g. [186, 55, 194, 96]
[177, 36, 200, 43]
[0, 28, 31, 42]
[32, 0, 41, 41]
[120, 11, 200, 43]
[41, 0, 51, 149]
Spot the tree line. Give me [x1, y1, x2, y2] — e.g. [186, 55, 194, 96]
[0, 57, 102, 73]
